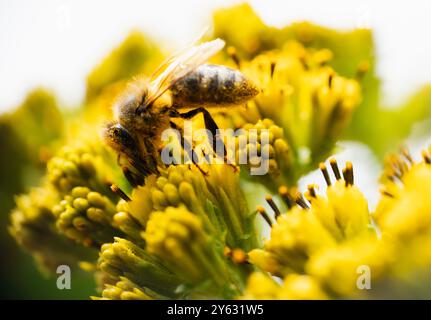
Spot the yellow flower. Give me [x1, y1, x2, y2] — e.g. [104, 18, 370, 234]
[47, 142, 113, 195]
[52, 186, 120, 247]
[234, 119, 293, 192]
[241, 272, 328, 300]
[212, 3, 270, 58]
[250, 160, 373, 276]
[280, 274, 328, 300]
[247, 249, 280, 275]
[250, 207, 336, 275]
[239, 44, 361, 164]
[373, 146, 431, 294]
[13, 2, 431, 301]
[130, 164, 258, 251]
[9, 187, 96, 273]
[112, 199, 143, 244]
[95, 277, 153, 300]
[144, 206, 249, 298]
[239, 272, 280, 299]
[245, 159, 401, 298]
[97, 237, 181, 299]
[145, 208, 221, 279]
[376, 148, 431, 239]
[215, 39, 361, 190]
[309, 160, 372, 241]
[306, 236, 391, 297]
[5, 88, 64, 164]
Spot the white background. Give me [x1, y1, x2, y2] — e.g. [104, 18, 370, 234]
[1, 0, 431, 111]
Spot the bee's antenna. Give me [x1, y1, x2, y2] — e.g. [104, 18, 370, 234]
[135, 96, 149, 114]
[135, 105, 144, 115]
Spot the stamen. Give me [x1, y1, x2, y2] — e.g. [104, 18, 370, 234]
[387, 174, 401, 184]
[304, 185, 318, 202]
[342, 168, 348, 185]
[265, 195, 281, 218]
[346, 161, 354, 185]
[299, 56, 308, 70]
[389, 162, 403, 178]
[223, 246, 232, 257]
[328, 74, 334, 89]
[401, 147, 413, 165]
[295, 192, 310, 209]
[257, 205, 273, 226]
[422, 150, 431, 164]
[278, 186, 294, 209]
[329, 158, 341, 180]
[231, 248, 248, 264]
[110, 184, 131, 202]
[342, 162, 354, 186]
[227, 46, 241, 68]
[307, 184, 317, 198]
[270, 61, 276, 79]
[379, 187, 394, 198]
[319, 163, 331, 186]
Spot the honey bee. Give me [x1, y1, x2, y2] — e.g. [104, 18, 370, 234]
[102, 39, 259, 186]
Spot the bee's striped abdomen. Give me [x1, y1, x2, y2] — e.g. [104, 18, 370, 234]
[171, 64, 259, 108]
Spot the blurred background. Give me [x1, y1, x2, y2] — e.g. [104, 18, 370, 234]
[1, 0, 431, 299]
[2, 0, 431, 110]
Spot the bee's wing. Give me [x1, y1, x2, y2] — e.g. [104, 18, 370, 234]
[145, 38, 225, 106]
[149, 27, 212, 81]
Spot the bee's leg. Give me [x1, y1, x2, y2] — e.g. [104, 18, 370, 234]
[171, 108, 227, 160]
[122, 166, 143, 188]
[142, 139, 162, 174]
[169, 121, 208, 176]
[110, 184, 131, 202]
[115, 152, 146, 186]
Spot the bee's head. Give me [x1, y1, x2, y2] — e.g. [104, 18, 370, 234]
[101, 122, 138, 155]
[113, 83, 149, 128]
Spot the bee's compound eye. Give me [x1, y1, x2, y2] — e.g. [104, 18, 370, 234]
[106, 124, 138, 151]
[111, 124, 128, 138]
